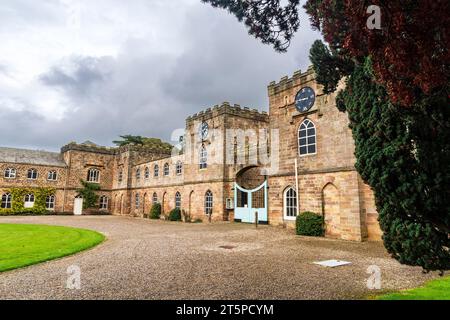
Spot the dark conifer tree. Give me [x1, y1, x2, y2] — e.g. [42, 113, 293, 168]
[203, 0, 450, 272]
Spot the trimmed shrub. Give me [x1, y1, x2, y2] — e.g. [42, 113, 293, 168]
[296, 212, 324, 237]
[149, 203, 161, 219]
[168, 208, 182, 221]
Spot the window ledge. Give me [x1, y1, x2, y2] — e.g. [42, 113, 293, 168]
[298, 152, 317, 158]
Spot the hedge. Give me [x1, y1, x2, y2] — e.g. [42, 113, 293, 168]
[296, 211, 324, 237]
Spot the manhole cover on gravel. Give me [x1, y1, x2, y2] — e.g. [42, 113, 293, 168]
[219, 245, 236, 250]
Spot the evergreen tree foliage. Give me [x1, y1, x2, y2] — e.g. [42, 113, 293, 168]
[150, 203, 162, 219]
[113, 135, 145, 146]
[309, 40, 353, 94]
[113, 135, 173, 153]
[168, 208, 182, 221]
[203, 0, 449, 106]
[336, 59, 450, 272]
[76, 180, 100, 209]
[203, 0, 450, 272]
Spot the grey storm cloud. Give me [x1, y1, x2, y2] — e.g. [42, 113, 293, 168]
[39, 56, 113, 95]
[0, 0, 321, 151]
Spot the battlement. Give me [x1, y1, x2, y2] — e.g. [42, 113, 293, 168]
[267, 65, 316, 95]
[61, 140, 173, 156]
[186, 102, 269, 123]
[61, 142, 116, 155]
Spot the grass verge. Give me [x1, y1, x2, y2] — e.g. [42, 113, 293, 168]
[0, 223, 104, 272]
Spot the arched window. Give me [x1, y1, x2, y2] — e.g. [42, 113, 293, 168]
[144, 167, 150, 179]
[135, 193, 140, 209]
[199, 145, 207, 169]
[175, 192, 181, 209]
[47, 170, 57, 181]
[4, 168, 16, 179]
[27, 168, 38, 180]
[87, 168, 100, 183]
[118, 170, 123, 183]
[152, 192, 158, 204]
[1, 193, 12, 209]
[283, 187, 298, 220]
[45, 195, 55, 210]
[136, 168, 141, 181]
[24, 194, 35, 202]
[176, 161, 183, 175]
[163, 163, 170, 176]
[154, 164, 159, 177]
[205, 190, 213, 215]
[24, 193, 35, 208]
[298, 119, 316, 156]
[100, 196, 108, 210]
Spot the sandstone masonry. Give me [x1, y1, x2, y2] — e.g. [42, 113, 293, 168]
[0, 67, 381, 241]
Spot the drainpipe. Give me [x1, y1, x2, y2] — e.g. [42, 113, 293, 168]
[62, 151, 72, 213]
[295, 158, 300, 217]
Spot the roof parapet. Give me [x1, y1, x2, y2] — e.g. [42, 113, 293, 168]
[267, 66, 316, 94]
[187, 102, 269, 123]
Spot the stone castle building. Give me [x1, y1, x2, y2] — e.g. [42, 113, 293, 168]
[0, 67, 382, 241]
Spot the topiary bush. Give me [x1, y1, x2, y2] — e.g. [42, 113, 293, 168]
[296, 211, 324, 237]
[168, 208, 182, 221]
[149, 203, 161, 219]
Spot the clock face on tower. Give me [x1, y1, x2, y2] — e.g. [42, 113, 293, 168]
[199, 122, 209, 140]
[295, 86, 316, 113]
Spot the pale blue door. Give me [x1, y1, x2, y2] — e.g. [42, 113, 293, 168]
[234, 181, 268, 223]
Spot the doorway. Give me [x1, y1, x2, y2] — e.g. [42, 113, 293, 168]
[73, 196, 83, 215]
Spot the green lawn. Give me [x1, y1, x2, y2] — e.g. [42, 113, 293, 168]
[0, 224, 105, 272]
[377, 276, 450, 300]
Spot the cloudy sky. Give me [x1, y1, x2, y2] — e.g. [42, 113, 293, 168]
[0, 0, 321, 151]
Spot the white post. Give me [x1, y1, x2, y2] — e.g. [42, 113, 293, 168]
[294, 158, 300, 217]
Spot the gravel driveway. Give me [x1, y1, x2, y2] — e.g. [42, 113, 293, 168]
[0, 216, 436, 300]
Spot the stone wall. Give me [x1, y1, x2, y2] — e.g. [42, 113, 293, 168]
[0, 67, 382, 241]
[267, 68, 380, 241]
[0, 162, 68, 212]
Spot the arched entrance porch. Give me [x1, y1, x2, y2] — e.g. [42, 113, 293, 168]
[234, 166, 268, 224]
